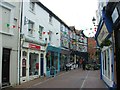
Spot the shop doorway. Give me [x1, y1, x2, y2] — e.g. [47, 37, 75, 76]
[115, 29, 120, 87]
[40, 53, 44, 76]
[2, 48, 10, 86]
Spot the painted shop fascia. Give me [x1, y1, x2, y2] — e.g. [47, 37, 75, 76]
[95, 8, 115, 88]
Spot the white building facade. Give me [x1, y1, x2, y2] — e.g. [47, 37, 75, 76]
[0, 0, 21, 87]
[20, 0, 62, 83]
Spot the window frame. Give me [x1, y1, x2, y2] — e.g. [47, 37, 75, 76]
[38, 25, 44, 39]
[28, 20, 34, 36]
[49, 14, 53, 24]
[29, 1, 35, 12]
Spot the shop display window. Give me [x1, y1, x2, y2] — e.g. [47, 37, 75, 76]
[29, 53, 39, 75]
[22, 51, 27, 77]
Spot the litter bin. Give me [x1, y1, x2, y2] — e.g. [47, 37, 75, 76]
[50, 66, 55, 77]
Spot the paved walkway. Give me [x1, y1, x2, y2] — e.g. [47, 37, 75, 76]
[2, 69, 108, 89]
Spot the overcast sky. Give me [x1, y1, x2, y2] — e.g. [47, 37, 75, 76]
[39, 0, 98, 37]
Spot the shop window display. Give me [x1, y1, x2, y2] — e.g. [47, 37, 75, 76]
[29, 53, 39, 75]
[22, 51, 27, 77]
[107, 49, 110, 79]
[46, 52, 51, 70]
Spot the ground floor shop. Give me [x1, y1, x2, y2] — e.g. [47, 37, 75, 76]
[60, 49, 70, 71]
[95, 8, 115, 88]
[114, 27, 120, 87]
[20, 42, 46, 83]
[73, 51, 88, 62]
[46, 46, 60, 77]
[101, 46, 114, 87]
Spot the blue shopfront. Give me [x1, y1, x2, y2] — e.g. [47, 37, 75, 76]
[95, 8, 115, 88]
[46, 46, 61, 77]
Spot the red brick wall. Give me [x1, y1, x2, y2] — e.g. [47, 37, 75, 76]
[88, 37, 97, 61]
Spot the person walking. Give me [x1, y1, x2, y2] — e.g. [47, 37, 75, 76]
[79, 58, 83, 68]
[82, 59, 86, 70]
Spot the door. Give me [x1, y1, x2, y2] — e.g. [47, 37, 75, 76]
[40, 53, 44, 76]
[115, 29, 120, 87]
[2, 48, 10, 86]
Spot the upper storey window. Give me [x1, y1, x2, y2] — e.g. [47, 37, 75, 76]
[28, 20, 34, 36]
[30, 1, 35, 11]
[49, 14, 53, 24]
[1, 6, 11, 33]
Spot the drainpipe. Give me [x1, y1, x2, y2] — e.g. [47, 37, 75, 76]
[18, 0, 23, 85]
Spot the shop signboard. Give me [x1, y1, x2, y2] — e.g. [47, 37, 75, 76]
[97, 23, 109, 45]
[29, 43, 41, 50]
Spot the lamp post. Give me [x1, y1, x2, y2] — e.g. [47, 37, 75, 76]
[92, 17, 98, 27]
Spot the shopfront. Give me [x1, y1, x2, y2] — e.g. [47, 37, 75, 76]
[60, 49, 70, 71]
[20, 42, 45, 83]
[111, 2, 120, 87]
[46, 46, 60, 77]
[95, 8, 115, 88]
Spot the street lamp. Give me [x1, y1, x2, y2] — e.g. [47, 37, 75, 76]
[92, 17, 98, 26]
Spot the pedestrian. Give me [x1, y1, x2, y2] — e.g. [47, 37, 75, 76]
[79, 58, 83, 68]
[82, 59, 86, 70]
[76, 60, 79, 68]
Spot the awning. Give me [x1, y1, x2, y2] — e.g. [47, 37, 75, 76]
[47, 46, 61, 53]
[95, 8, 113, 46]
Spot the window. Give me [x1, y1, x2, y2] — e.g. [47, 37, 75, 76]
[104, 51, 106, 70]
[60, 24, 63, 31]
[29, 53, 39, 75]
[1, 6, 11, 32]
[49, 31, 52, 42]
[103, 52, 104, 74]
[107, 49, 110, 79]
[49, 14, 52, 24]
[30, 1, 35, 11]
[22, 51, 27, 57]
[28, 20, 34, 36]
[39, 25, 43, 39]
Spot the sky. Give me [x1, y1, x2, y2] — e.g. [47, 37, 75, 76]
[39, 0, 98, 37]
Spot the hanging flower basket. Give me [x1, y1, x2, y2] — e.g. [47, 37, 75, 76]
[100, 39, 112, 48]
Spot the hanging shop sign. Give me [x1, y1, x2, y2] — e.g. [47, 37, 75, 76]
[29, 43, 41, 50]
[97, 23, 109, 45]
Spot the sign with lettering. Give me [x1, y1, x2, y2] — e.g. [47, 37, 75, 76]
[29, 43, 41, 50]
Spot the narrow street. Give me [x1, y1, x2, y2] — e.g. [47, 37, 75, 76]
[8, 69, 108, 89]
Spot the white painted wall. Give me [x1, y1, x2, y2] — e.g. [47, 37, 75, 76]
[0, 3, 2, 86]
[0, 1, 21, 86]
[22, 1, 61, 47]
[0, 35, 2, 88]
